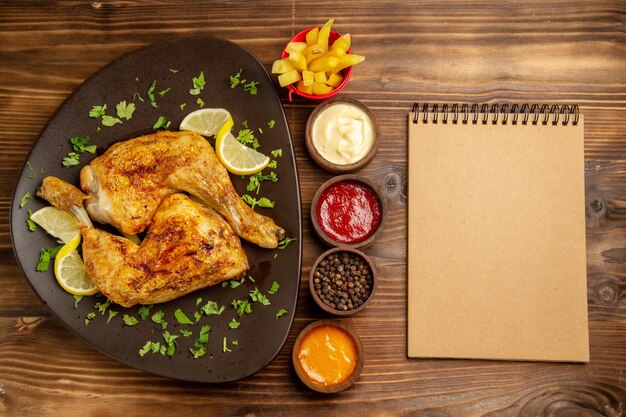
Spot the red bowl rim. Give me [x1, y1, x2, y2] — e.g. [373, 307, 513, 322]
[280, 27, 353, 101]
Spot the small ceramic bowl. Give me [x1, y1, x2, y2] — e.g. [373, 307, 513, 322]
[311, 174, 386, 249]
[280, 28, 353, 101]
[305, 97, 379, 174]
[292, 319, 364, 393]
[309, 247, 377, 316]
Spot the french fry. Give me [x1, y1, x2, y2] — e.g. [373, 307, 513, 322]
[278, 69, 302, 87]
[296, 80, 313, 95]
[285, 42, 307, 54]
[313, 72, 328, 84]
[329, 54, 365, 74]
[329, 34, 351, 58]
[302, 70, 314, 87]
[306, 27, 319, 46]
[308, 56, 340, 73]
[271, 58, 295, 74]
[327, 72, 344, 87]
[304, 45, 324, 63]
[313, 81, 334, 95]
[317, 19, 334, 52]
[287, 51, 307, 72]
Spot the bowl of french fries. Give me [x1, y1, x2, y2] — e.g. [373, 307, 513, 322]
[272, 19, 365, 101]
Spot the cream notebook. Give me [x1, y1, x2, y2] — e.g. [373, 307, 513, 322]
[407, 103, 589, 362]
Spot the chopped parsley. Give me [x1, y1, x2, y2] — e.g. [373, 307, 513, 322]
[232, 339, 239, 346]
[189, 324, 211, 358]
[19, 192, 33, 208]
[235, 129, 260, 149]
[247, 275, 256, 283]
[151, 310, 167, 329]
[189, 71, 205, 95]
[246, 171, 278, 194]
[132, 92, 144, 103]
[95, 298, 112, 315]
[168, 68, 180, 73]
[196, 97, 205, 107]
[268, 160, 277, 169]
[268, 281, 280, 295]
[138, 304, 153, 320]
[36, 245, 62, 272]
[222, 337, 232, 353]
[222, 277, 244, 288]
[25, 162, 36, 179]
[147, 80, 158, 108]
[268, 120, 276, 129]
[200, 300, 225, 316]
[174, 308, 194, 325]
[88, 104, 107, 118]
[153, 116, 171, 130]
[249, 288, 271, 306]
[228, 318, 240, 329]
[244, 81, 259, 95]
[229, 68, 245, 88]
[123, 314, 139, 326]
[115, 101, 136, 120]
[270, 148, 282, 158]
[84, 312, 96, 326]
[278, 236, 297, 250]
[26, 214, 37, 231]
[73, 295, 83, 308]
[70, 136, 97, 154]
[62, 152, 81, 167]
[275, 309, 288, 319]
[242, 194, 274, 210]
[196, 297, 203, 306]
[179, 103, 187, 110]
[162, 330, 179, 357]
[180, 329, 193, 337]
[232, 299, 252, 317]
[139, 340, 161, 357]
[101, 115, 122, 126]
[158, 88, 171, 97]
[107, 310, 119, 323]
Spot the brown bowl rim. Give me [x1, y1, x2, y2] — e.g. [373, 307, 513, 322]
[305, 97, 380, 174]
[308, 247, 377, 316]
[292, 319, 364, 393]
[310, 174, 386, 249]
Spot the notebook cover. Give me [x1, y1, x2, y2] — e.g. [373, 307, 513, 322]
[407, 114, 589, 362]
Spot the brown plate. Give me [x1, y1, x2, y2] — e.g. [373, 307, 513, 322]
[9, 36, 302, 383]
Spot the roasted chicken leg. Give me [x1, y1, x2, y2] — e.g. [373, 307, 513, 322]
[80, 130, 284, 248]
[38, 177, 248, 307]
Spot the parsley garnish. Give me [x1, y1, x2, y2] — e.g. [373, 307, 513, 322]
[168, 68, 180, 73]
[249, 288, 271, 306]
[174, 308, 194, 325]
[228, 318, 240, 329]
[242, 194, 275, 210]
[246, 171, 278, 194]
[200, 300, 225, 316]
[271, 148, 282, 158]
[138, 304, 153, 320]
[222, 337, 232, 353]
[180, 329, 193, 337]
[153, 116, 171, 130]
[151, 310, 167, 329]
[132, 92, 144, 103]
[235, 129, 259, 149]
[244, 81, 259, 95]
[248, 275, 256, 283]
[196, 297, 203, 306]
[222, 277, 244, 289]
[73, 295, 83, 308]
[101, 115, 122, 126]
[115, 101, 136, 120]
[189, 325, 210, 358]
[107, 310, 119, 323]
[268, 120, 276, 129]
[275, 309, 288, 319]
[197, 97, 205, 107]
[84, 312, 96, 326]
[25, 162, 36, 179]
[232, 299, 252, 317]
[19, 192, 32, 208]
[179, 103, 187, 110]
[70, 136, 97, 154]
[278, 236, 297, 249]
[88, 104, 107, 118]
[36, 245, 62, 272]
[147, 80, 158, 108]
[95, 298, 112, 315]
[162, 330, 179, 357]
[189, 71, 205, 95]
[123, 314, 139, 326]
[26, 216, 36, 232]
[268, 281, 280, 295]
[229, 69, 245, 88]
[268, 160, 277, 169]
[62, 152, 81, 167]
[158, 88, 171, 97]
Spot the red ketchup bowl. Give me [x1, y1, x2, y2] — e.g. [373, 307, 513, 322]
[280, 28, 353, 101]
[311, 175, 386, 249]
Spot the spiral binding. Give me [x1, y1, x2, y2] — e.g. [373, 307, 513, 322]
[411, 103, 579, 126]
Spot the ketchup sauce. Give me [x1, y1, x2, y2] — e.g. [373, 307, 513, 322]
[316, 180, 382, 244]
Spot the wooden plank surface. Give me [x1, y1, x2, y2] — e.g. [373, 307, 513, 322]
[1, 1, 625, 416]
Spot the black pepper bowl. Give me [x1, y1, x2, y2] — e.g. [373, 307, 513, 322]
[309, 247, 376, 316]
[311, 174, 386, 249]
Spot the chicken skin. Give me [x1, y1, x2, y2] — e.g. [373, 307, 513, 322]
[80, 130, 284, 248]
[38, 177, 248, 307]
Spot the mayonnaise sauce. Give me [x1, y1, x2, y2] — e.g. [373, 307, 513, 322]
[312, 103, 374, 165]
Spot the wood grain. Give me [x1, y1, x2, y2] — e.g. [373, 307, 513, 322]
[1, 0, 625, 416]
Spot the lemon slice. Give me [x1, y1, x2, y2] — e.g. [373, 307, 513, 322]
[180, 108, 232, 137]
[215, 129, 270, 176]
[54, 235, 98, 296]
[30, 206, 80, 244]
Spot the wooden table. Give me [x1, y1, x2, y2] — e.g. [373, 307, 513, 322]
[1, 1, 625, 415]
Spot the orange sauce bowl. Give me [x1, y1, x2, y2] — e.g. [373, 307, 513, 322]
[292, 320, 364, 393]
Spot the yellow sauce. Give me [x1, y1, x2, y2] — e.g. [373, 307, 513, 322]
[312, 103, 374, 165]
[297, 325, 358, 386]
